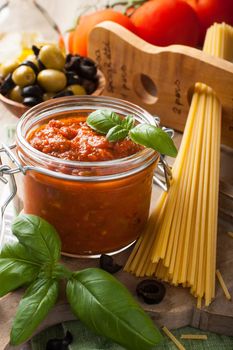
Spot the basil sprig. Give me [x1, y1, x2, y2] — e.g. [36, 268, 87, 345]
[86, 109, 177, 157]
[0, 214, 162, 348]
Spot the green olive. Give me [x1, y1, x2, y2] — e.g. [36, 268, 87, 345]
[8, 85, 23, 103]
[26, 54, 39, 69]
[43, 92, 55, 101]
[67, 84, 86, 95]
[12, 66, 36, 87]
[0, 59, 20, 78]
[37, 69, 67, 92]
[39, 44, 65, 70]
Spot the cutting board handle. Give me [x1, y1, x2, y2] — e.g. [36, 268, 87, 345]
[88, 21, 233, 147]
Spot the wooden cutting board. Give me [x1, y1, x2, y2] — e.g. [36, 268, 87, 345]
[88, 22, 233, 148]
[1, 142, 233, 350]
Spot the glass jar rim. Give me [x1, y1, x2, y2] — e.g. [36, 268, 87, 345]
[16, 96, 159, 180]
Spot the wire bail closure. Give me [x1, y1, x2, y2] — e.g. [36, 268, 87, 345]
[0, 144, 21, 246]
[153, 156, 172, 192]
[153, 127, 174, 192]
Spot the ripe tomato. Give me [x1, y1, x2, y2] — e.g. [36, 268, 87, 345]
[71, 9, 136, 56]
[185, 0, 233, 44]
[67, 31, 75, 54]
[130, 0, 200, 47]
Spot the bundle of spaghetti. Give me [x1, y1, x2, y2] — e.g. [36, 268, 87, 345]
[124, 23, 233, 306]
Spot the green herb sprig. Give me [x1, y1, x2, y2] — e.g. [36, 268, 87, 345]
[86, 109, 178, 157]
[0, 214, 162, 349]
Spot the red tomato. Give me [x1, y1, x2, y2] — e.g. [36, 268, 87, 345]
[185, 0, 233, 44]
[67, 31, 75, 54]
[130, 0, 200, 47]
[72, 9, 136, 56]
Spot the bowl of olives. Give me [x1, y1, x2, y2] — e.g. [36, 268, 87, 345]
[0, 44, 105, 118]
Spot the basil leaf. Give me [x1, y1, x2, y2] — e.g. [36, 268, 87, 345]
[10, 278, 59, 345]
[11, 214, 61, 264]
[0, 243, 40, 297]
[122, 115, 135, 131]
[66, 268, 162, 350]
[106, 125, 129, 142]
[129, 124, 178, 157]
[87, 109, 122, 134]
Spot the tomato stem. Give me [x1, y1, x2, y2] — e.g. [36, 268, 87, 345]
[109, 0, 148, 15]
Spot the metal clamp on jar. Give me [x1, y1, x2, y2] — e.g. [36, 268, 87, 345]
[0, 96, 173, 257]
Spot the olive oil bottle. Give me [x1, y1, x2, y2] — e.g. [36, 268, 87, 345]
[0, 0, 63, 64]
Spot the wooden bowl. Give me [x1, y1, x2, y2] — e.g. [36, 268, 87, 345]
[0, 70, 106, 118]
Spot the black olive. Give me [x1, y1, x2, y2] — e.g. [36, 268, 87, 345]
[66, 71, 82, 85]
[82, 78, 98, 94]
[38, 59, 46, 70]
[32, 44, 40, 56]
[136, 279, 166, 305]
[53, 90, 74, 99]
[99, 254, 122, 274]
[77, 61, 97, 80]
[65, 53, 73, 63]
[46, 331, 73, 350]
[0, 73, 15, 95]
[65, 56, 82, 72]
[82, 56, 96, 67]
[22, 85, 43, 98]
[20, 60, 39, 74]
[23, 96, 42, 106]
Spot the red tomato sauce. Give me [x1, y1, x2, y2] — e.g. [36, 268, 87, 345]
[28, 118, 142, 161]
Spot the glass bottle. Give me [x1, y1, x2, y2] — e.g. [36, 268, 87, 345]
[0, 0, 62, 63]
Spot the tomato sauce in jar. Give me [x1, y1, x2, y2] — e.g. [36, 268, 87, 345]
[28, 118, 143, 162]
[16, 97, 159, 257]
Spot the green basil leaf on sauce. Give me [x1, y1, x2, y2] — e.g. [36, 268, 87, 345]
[10, 278, 59, 346]
[129, 124, 178, 157]
[66, 268, 162, 350]
[122, 115, 135, 131]
[106, 125, 129, 142]
[87, 109, 177, 158]
[86, 109, 123, 134]
[0, 243, 41, 297]
[11, 214, 61, 264]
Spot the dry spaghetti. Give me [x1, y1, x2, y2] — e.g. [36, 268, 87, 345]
[124, 23, 233, 306]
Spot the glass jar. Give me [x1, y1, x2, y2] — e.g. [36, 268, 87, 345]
[15, 96, 159, 257]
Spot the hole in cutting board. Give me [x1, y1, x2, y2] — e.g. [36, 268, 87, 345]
[133, 74, 158, 105]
